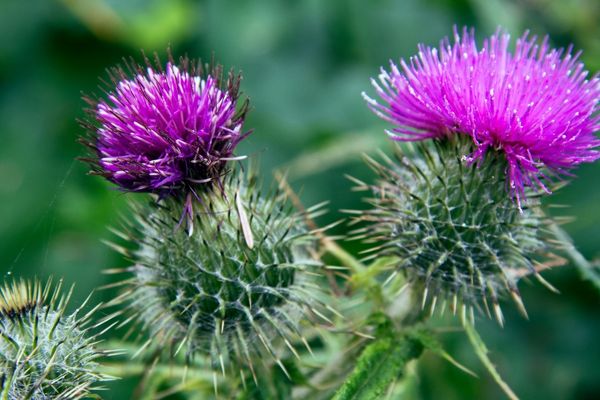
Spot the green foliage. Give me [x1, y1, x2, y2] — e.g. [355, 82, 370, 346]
[332, 323, 423, 400]
[0, 279, 109, 400]
[352, 136, 552, 323]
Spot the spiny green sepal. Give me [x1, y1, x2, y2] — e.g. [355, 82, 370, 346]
[119, 171, 327, 373]
[0, 279, 109, 400]
[353, 136, 555, 322]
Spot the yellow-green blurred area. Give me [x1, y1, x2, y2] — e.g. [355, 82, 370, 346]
[0, 0, 599, 399]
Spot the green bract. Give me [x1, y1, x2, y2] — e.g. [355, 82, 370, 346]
[353, 136, 554, 324]
[116, 171, 327, 374]
[0, 279, 108, 400]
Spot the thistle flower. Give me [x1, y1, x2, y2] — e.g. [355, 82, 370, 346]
[110, 170, 328, 378]
[364, 27, 600, 202]
[82, 53, 249, 197]
[351, 136, 558, 325]
[0, 279, 111, 399]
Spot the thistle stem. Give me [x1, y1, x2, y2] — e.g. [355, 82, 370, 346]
[549, 223, 600, 290]
[463, 321, 518, 400]
[331, 334, 423, 400]
[323, 238, 367, 275]
[97, 362, 212, 381]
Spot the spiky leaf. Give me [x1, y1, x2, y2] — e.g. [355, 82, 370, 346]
[332, 333, 422, 400]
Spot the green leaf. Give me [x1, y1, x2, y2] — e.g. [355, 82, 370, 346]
[332, 334, 423, 400]
[463, 321, 519, 400]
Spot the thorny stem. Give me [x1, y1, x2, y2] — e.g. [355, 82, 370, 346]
[331, 334, 423, 400]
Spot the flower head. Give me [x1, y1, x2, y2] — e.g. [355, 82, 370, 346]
[364, 27, 600, 201]
[0, 279, 110, 399]
[82, 53, 249, 195]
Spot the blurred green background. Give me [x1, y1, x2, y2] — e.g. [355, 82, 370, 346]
[1, 0, 599, 399]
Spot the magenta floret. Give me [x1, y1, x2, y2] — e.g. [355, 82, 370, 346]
[84, 56, 249, 195]
[364, 27, 600, 200]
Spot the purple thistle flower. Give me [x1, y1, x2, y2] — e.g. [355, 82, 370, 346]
[364, 27, 600, 201]
[82, 54, 249, 196]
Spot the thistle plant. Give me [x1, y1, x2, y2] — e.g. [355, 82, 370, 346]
[76, 51, 339, 395]
[8, 25, 596, 400]
[358, 27, 599, 321]
[342, 27, 598, 398]
[0, 279, 111, 400]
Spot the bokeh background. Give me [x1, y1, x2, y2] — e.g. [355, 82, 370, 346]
[1, 0, 599, 399]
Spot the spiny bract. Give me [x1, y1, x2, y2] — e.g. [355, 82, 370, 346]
[352, 136, 555, 324]
[0, 279, 109, 400]
[115, 171, 327, 375]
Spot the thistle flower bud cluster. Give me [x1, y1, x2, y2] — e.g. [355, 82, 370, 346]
[0, 279, 110, 400]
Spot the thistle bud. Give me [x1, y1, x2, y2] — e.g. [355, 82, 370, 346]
[352, 137, 555, 324]
[0, 279, 110, 399]
[113, 171, 327, 375]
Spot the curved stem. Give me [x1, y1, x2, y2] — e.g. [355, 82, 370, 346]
[463, 322, 518, 400]
[549, 223, 600, 290]
[323, 238, 367, 275]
